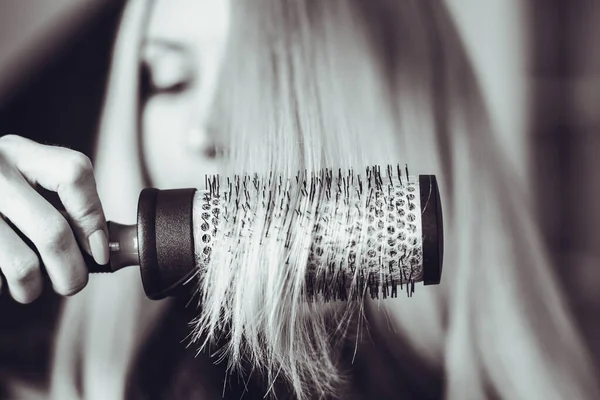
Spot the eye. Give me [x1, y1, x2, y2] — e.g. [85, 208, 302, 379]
[140, 54, 194, 96]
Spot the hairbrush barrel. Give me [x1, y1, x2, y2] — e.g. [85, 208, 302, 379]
[194, 167, 444, 300]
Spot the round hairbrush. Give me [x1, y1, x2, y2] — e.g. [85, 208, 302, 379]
[88, 165, 443, 300]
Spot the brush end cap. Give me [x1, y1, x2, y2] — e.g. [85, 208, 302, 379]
[419, 175, 444, 285]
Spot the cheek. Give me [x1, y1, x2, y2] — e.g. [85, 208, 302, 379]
[142, 96, 189, 176]
[143, 96, 191, 144]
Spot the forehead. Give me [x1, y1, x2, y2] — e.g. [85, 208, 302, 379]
[146, 0, 230, 42]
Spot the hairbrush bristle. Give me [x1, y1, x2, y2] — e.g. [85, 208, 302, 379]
[193, 164, 424, 301]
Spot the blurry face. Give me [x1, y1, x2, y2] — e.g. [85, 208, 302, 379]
[140, 0, 231, 189]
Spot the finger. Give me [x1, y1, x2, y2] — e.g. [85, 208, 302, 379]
[0, 135, 109, 265]
[0, 216, 43, 303]
[0, 169, 88, 296]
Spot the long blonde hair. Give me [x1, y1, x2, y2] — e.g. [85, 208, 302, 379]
[52, 1, 600, 399]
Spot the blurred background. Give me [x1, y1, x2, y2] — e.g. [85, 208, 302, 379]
[0, 0, 598, 389]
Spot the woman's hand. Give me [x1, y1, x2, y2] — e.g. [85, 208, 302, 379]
[0, 135, 109, 303]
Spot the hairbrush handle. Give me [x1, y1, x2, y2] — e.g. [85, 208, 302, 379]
[4, 190, 197, 299]
[1, 214, 137, 276]
[86, 222, 137, 274]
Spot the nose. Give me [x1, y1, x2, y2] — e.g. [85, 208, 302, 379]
[186, 128, 219, 158]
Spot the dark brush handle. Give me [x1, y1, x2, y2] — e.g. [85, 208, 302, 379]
[3, 213, 138, 275]
[2, 189, 197, 301]
[80, 246, 110, 273]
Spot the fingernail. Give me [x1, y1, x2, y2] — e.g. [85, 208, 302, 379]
[89, 230, 109, 265]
